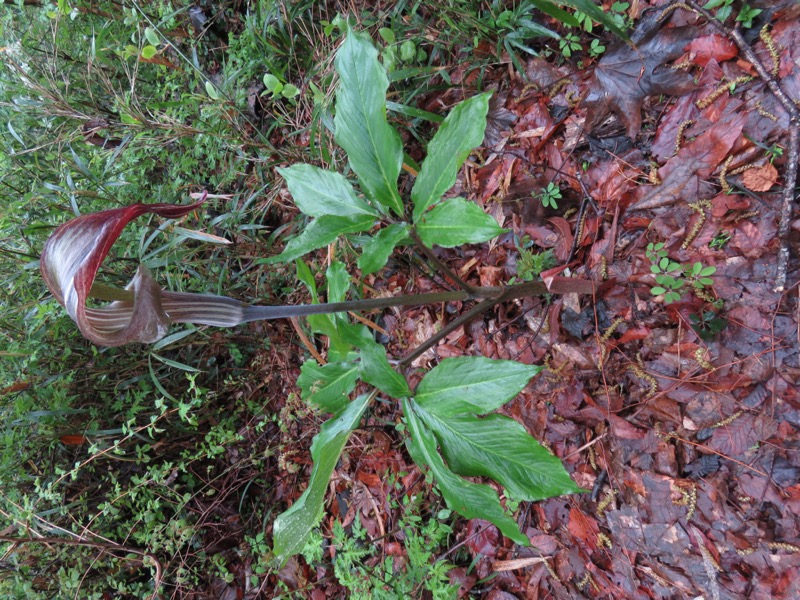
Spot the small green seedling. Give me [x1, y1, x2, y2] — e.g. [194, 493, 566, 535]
[262, 73, 300, 100]
[709, 231, 731, 250]
[690, 310, 727, 341]
[646, 243, 716, 304]
[537, 182, 562, 209]
[559, 32, 582, 58]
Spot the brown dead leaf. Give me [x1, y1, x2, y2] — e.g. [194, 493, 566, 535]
[567, 507, 600, 549]
[685, 34, 738, 67]
[742, 163, 779, 192]
[583, 11, 697, 138]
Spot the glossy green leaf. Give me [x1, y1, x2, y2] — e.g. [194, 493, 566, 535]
[415, 357, 541, 417]
[416, 198, 506, 248]
[273, 393, 372, 564]
[334, 31, 404, 215]
[403, 399, 529, 546]
[278, 165, 378, 218]
[325, 261, 349, 304]
[358, 223, 409, 275]
[417, 408, 583, 501]
[295, 261, 352, 361]
[141, 45, 158, 60]
[412, 92, 491, 221]
[297, 360, 359, 413]
[341, 324, 411, 398]
[267, 214, 375, 264]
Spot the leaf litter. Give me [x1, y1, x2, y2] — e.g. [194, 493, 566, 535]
[208, 3, 800, 597]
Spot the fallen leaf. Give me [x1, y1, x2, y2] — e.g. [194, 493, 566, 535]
[583, 12, 697, 138]
[685, 34, 738, 67]
[742, 163, 779, 192]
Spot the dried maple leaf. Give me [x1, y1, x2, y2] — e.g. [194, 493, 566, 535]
[583, 11, 697, 139]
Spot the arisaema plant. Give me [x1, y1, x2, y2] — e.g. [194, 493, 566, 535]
[40, 29, 598, 565]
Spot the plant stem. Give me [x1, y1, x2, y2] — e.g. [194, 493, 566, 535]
[238, 277, 596, 322]
[409, 228, 481, 294]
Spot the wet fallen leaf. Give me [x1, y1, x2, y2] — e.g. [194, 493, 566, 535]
[742, 162, 779, 192]
[583, 12, 696, 138]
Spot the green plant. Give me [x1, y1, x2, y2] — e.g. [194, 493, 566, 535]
[709, 231, 732, 250]
[266, 29, 585, 563]
[689, 310, 727, 341]
[537, 182, 563, 209]
[588, 38, 606, 57]
[646, 243, 717, 304]
[330, 507, 458, 599]
[262, 73, 301, 100]
[703, 0, 762, 28]
[559, 31, 583, 58]
[512, 237, 556, 282]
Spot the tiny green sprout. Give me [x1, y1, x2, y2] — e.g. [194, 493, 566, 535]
[262, 73, 300, 100]
[537, 182, 562, 209]
[709, 231, 731, 250]
[589, 39, 606, 57]
[559, 32, 582, 58]
[703, 0, 734, 23]
[736, 4, 762, 28]
[767, 143, 784, 163]
[690, 311, 727, 341]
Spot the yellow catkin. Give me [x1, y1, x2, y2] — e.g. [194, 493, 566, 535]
[756, 102, 779, 122]
[712, 410, 743, 429]
[576, 572, 591, 589]
[544, 559, 561, 582]
[729, 162, 757, 176]
[597, 533, 613, 549]
[588, 445, 598, 471]
[562, 207, 578, 220]
[670, 59, 693, 71]
[658, 2, 691, 22]
[698, 541, 721, 571]
[767, 542, 800, 553]
[682, 199, 711, 249]
[672, 481, 697, 520]
[733, 209, 759, 224]
[736, 547, 756, 556]
[565, 89, 580, 107]
[599, 256, 608, 280]
[674, 119, 694, 155]
[601, 317, 625, 342]
[630, 353, 658, 397]
[575, 210, 588, 245]
[547, 79, 568, 98]
[696, 76, 754, 110]
[514, 83, 539, 103]
[596, 488, 616, 517]
[694, 348, 714, 370]
[760, 25, 780, 76]
[719, 155, 734, 193]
